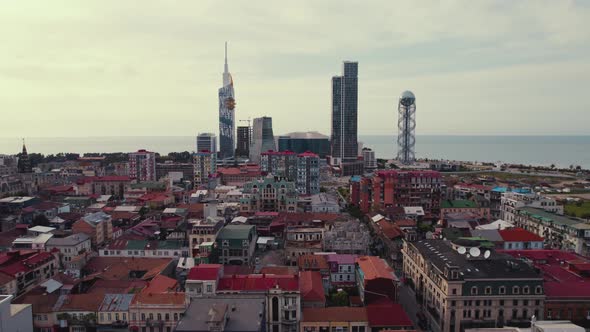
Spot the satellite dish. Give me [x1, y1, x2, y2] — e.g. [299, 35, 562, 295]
[484, 250, 491, 259]
[469, 247, 481, 257]
[458, 247, 467, 255]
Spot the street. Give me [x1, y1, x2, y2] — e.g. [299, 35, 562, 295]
[398, 283, 428, 331]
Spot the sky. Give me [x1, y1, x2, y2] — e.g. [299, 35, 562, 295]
[1, 0, 589, 138]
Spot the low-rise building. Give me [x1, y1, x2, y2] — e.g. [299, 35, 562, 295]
[0, 251, 57, 296]
[514, 207, 590, 256]
[98, 293, 134, 328]
[46, 233, 92, 277]
[286, 227, 324, 265]
[501, 191, 563, 223]
[216, 225, 257, 265]
[356, 256, 398, 305]
[188, 217, 224, 252]
[100, 238, 189, 258]
[310, 193, 340, 213]
[498, 228, 544, 250]
[128, 292, 186, 332]
[217, 274, 300, 332]
[441, 200, 491, 221]
[185, 264, 223, 300]
[176, 297, 266, 332]
[300, 307, 368, 332]
[299, 271, 326, 308]
[326, 254, 357, 287]
[72, 211, 113, 247]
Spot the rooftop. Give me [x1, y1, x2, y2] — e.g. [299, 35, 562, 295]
[299, 271, 325, 303]
[187, 264, 223, 281]
[99, 294, 135, 312]
[176, 297, 265, 332]
[217, 274, 299, 292]
[367, 302, 413, 328]
[356, 256, 397, 281]
[302, 307, 367, 322]
[411, 240, 542, 280]
[217, 225, 255, 240]
[46, 233, 90, 247]
[498, 228, 544, 242]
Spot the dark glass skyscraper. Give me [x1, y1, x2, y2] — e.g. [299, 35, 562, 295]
[236, 126, 250, 158]
[330, 61, 358, 165]
[219, 42, 235, 160]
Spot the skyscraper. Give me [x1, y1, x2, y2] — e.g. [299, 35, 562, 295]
[249, 116, 276, 164]
[236, 126, 250, 158]
[219, 42, 235, 160]
[330, 61, 363, 176]
[196, 133, 216, 153]
[397, 91, 416, 165]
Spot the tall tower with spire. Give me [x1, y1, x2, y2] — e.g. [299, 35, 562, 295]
[17, 139, 32, 173]
[218, 42, 236, 160]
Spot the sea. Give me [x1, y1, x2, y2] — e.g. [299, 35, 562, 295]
[1, 135, 589, 169]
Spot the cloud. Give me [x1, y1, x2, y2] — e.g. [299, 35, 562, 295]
[0, 0, 589, 139]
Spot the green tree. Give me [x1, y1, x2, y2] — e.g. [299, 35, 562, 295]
[330, 290, 348, 306]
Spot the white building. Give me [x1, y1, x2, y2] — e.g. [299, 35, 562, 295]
[0, 295, 33, 332]
[501, 192, 563, 223]
[46, 233, 92, 277]
[128, 149, 156, 182]
[310, 193, 340, 213]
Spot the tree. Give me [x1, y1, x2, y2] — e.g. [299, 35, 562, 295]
[550, 164, 555, 169]
[330, 290, 348, 306]
[576, 165, 582, 171]
[32, 214, 50, 227]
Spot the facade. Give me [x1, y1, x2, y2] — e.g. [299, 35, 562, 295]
[441, 200, 491, 221]
[188, 217, 224, 251]
[330, 61, 359, 166]
[194, 150, 217, 186]
[326, 254, 357, 287]
[72, 211, 113, 247]
[216, 225, 257, 265]
[296, 152, 320, 195]
[128, 149, 156, 182]
[75, 175, 132, 199]
[250, 116, 276, 163]
[236, 126, 251, 158]
[514, 207, 590, 255]
[278, 132, 330, 158]
[397, 90, 417, 165]
[176, 297, 266, 332]
[351, 170, 442, 215]
[300, 307, 368, 332]
[0, 295, 33, 332]
[361, 148, 377, 171]
[285, 227, 324, 265]
[500, 191, 563, 223]
[261, 151, 298, 180]
[185, 264, 223, 299]
[219, 43, 236, 160]
[403, 240, 545, 332]
[0, 251, 57, 296]
[310, 193, 339, 213]
[216, 165, 263, 186]
[196, 132, 217, 154]
[128, 292, 186, 332]
[217, 274, 300, 332]
[98, 293, 134, 328]
[45, 233, 92, 277]
[356, 256, 398, 305]
[497, 228, 544, 250]
[240, 176, 298, 213]
[156, 162, 194, 183]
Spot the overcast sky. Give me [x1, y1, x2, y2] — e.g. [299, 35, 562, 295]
[1, 0, 589, 137]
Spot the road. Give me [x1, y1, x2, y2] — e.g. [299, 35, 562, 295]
[398, 283, 426, 331]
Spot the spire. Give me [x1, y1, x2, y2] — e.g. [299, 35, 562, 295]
[18, 138, 32, 173]
[222, 41, 232, 86]
[22, 138, 27, 154]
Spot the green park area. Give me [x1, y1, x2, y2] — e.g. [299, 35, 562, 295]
[565, 201, 590, 219]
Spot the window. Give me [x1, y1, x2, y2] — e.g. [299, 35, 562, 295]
[123, 313, 127, 321]
[523, 286, 530, 294]
[452, 288, 457, 295]
[115, 313, 119, 321]
[157, 313, 162, 320]
[524, 300, 529, 306]
[100, 313, 104, 322]
[108, 313, 112, 321]
[499, 286, 506, 295]
[535, 286, 543, 294]
[513, 286, 520, 294]
[141, 313, 146, 321]
[174, 313, 178, 321]
[512, 309, 518, 319]
[165, 313, 170, 321]
[535, 300, 540, 306]
[547, 309, 552, 319]
[485, 286, 492, 295]
[471, 286, 478, 295]
[513, 300, 518, 306]
[149, 313, 154, 320]
[133, 313, 137, 321]
[207, 285, 212, 293]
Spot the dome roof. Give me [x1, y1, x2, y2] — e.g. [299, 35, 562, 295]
[399, 90, 415, 106]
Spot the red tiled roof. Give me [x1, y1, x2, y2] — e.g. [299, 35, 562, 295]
[86, 279, 147, 294]
[356, 256, 397, 281]
[298, 151, 319, 157]
[187, 264, 223, 281]
[259, 266, 298, 276]
[299, 271, 325, 303]
[58, 294, 104, 312]
[544, 281, 590, 298]
[366, 302, 413, 327]
[13, 294, 60, 313]
[394, 219, 417, 227]
[217, 274, 299, 291]
[0, 271, 15, 284]
[83, 257, 172, 281]
[498, 228, 543, 242]
[142, 274, 178, 293]
[261, 150, 296, 156]
[302, 307, 367, 322]
[298, 254, 329, 271]
[377, 220, 403, 239]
